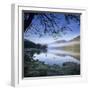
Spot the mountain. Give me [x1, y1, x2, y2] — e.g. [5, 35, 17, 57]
[50, 40, 67, 44]
[24, 39, 47, 50]
[24, 39, 37, 48]
[50, 36, 80, 44]
[69, 36, 80, 42]
[50, 36, 80, 60]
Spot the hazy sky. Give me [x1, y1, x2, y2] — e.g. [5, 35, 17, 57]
[24, 13, 80, 44]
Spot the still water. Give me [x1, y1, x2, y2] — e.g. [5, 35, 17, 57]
[33, 48, 80, 66]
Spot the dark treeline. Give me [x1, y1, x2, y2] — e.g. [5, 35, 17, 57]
[24, 39, 47, 50]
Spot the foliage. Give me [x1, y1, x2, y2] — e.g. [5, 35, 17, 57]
[24, 12, 80, 39]
[24, 54, 80, 77]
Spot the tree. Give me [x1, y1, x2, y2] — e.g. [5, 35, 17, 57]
[23, 11, 80, 39]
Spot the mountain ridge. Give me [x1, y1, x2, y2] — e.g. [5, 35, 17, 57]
[50, 35, 80, 44]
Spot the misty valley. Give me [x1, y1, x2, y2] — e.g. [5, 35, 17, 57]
[23, 12, 80, 77]
[24, 36, 80, 77]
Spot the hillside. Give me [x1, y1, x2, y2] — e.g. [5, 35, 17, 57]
[51, 35, 80, 44]
[24, 39, 37, 48]
[52, 40, 67, 44]
[69, 36, 80, 42]
[49, 36, 80, 60]
[24, 39, 47, 50]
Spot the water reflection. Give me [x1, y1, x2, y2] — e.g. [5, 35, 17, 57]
[33, 48, 80, 66]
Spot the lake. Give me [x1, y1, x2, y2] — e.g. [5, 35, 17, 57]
[33, 48, 80, 66]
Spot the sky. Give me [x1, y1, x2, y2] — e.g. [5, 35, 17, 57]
[24, 12, 80, 45]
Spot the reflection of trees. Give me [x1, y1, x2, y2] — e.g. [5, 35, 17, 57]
[24, 39, 47, 59]
[24, 53, 80, 77]
[24, 12, 80, 38]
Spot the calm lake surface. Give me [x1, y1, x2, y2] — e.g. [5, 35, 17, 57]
[33, 48, 80, 66]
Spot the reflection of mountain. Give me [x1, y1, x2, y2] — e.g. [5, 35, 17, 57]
[61, 36, 80, 57]
[49, 36, 80, 60]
